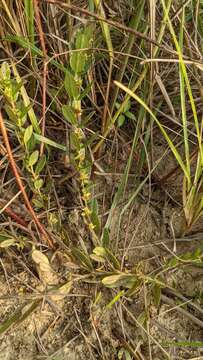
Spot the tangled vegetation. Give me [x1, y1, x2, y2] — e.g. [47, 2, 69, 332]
[0, 1, 203, 359]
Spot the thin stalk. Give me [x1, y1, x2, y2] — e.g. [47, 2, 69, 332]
[44, 0, 177, 55]
[93, 0, 114, 132]
[179, 7, 190, 187]
[11, 63, 40, 133]
[109, 0, 145, 116]
[33, 0, 48, 155]
[0, 111, 53, 248]
[93, 0, 173, 153]
[24, 0, 35, 44]
[161, 0, 203, 166]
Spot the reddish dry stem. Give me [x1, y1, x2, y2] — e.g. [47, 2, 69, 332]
[33, 0, 47, 57]
[0, 111, 54, 248]
[3, 206, 28, 227]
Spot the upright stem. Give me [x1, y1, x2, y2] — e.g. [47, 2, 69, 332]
[0, 111, 54, 248]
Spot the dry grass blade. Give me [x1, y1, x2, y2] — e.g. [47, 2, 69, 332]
[43, 0, 177, 55]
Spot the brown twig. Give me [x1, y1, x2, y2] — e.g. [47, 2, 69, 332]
[43, 0, 178, 56]
[0, 111, 54, 248]
[33, 0, 48, 156]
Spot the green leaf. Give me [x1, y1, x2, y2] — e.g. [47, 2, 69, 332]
[80, 111, 95, 127]
[28, 150, 39, 167]
[64, 70, 79, 99]
[35, 155, 47, 175]
[17, 102, 32, 124]
[107, 290, 125, 309]
[102, 273, 135, 288]
[11, 81, 23, 101]
[5, 35, 66, 72]
[117, 114, 125, 127]
[24, 0, 34, 44]
[83, 132, 98, 147]
[4, 104, 17, 122]
[70, 52, 86, 75]
[76, 26, 92, 49]
[90, 198, 100, 234]
[70, 27, 92, 74]
[1, 62, 10, 80]
[34, 133, 67, 151]
[162, 340, 203, 348]
[12, 64, 40, 133]
[24, 125, 33, 145]
[137, 311, 147, 326]
[71, 248, 93, 271]
[0, 239, 16, 248]
[118, 348, 132, 360]
[125, 279, 142, 297]
[152, 284, 161, 307]
[102, 227, 110, 247]
[93, 246, 106, 257]
[26, 131, 36, 152]
[90, 254, 106, 262]
[0, 234, 13, 242]
[167, 257, 179, 268]
[118, 348, 124, 360]
[105, 248, 120, 270]
[123, 100, 131, 113]
[93, 247, 106, 257]
[93, 0, 113, 58]
[62, 105, 77, 125]
[79, 82, 93, 100]
[32, 198, 44, 209]
[125, 111, 136, 120]
[0, 300, 41, 336]
[34, 179, 43, 190]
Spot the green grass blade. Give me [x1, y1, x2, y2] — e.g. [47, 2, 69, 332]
[161, 0, 203, 165]
[34, 133, 67, 151]
[11, 63, 40, 133]
[114, 81, 190, 182]
[179, 6, 190, 186]
[5, 35, 67, 72]
[162, 340, 203, 348]
[110, 0, 145, 115]
[24, 0, 34, 44]
[93, 0, 113, 58]
[0, 300, 40, 336]
[93, 69, 146, 153]
[93, 0, 113, 130]
[93, 0, 173, 153]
